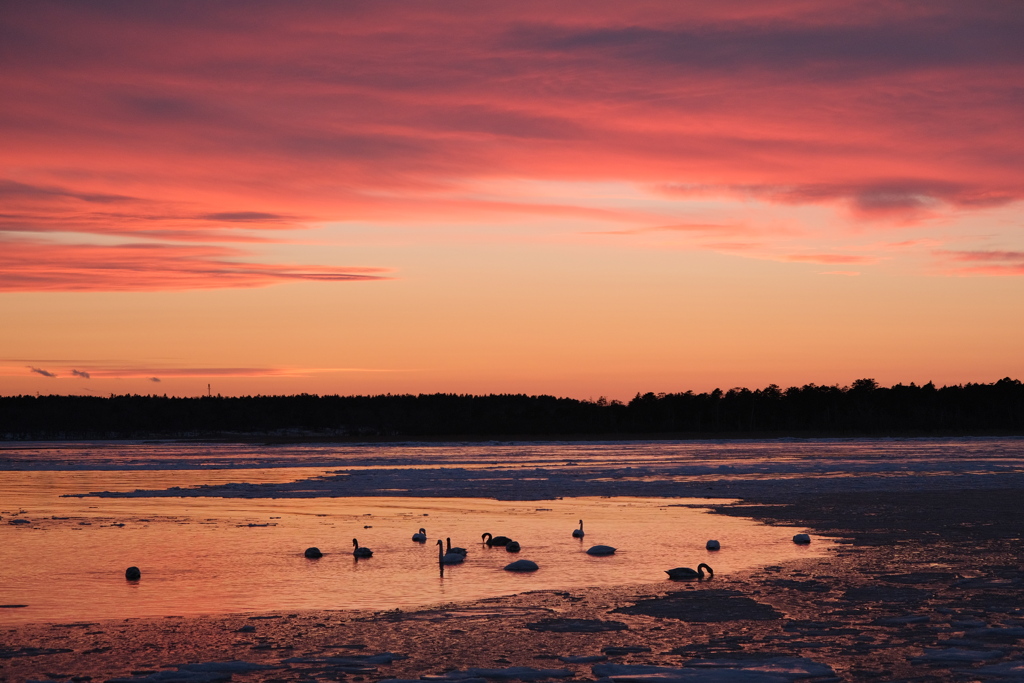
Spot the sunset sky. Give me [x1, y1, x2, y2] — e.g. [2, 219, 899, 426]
[2, 1, 1023, 399]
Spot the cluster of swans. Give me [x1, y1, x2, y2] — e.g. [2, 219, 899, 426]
[438, 537, 467, 564]
[126, 519, 813, 581]
[290, 518, 781, 580]
[301, 521, 586, 572]
[436, 533, 533, 570]
[303, 538, 371, 559]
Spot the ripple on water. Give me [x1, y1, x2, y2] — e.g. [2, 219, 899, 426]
[0, 489, 829, 624]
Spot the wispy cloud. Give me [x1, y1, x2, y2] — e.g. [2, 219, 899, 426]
[584, 223, 742, 236]
[941, 250, 1024, 263]
[0, 237, 390, 292]
[0, 1, 1021, 288]
[1, 364, 405, 379]
[936, 249, 1024, 276]
[784, 254, 878, 265]
[197, 212, 296, 223]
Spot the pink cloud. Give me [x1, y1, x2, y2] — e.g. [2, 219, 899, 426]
[0, 237, 388, 292]
[950, 264, 1024, 276]
[0, 1, 1022, 288]
[784, 254, 877, 264]
[80, 367, 293, 379]
[941, 250, 1024, 263]
[936, 249, 1024, 276]
[0, 362, 403, 378]
[585, 223, 742, 236]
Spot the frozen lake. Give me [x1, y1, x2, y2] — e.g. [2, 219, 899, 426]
[2, 437, 1022, 624]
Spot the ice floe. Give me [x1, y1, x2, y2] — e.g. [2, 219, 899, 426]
[592, 658, 835, 682]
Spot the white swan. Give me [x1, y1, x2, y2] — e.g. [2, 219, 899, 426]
[446, 537, 468, 556]
[438, 539, 465, 564]
[412, 528, 427, 542]
[352, 538, 373, 558]
[572, 520, 584, 538]
[586, 545, 616, 556]
[504, 559, 538, 572]
[666, 563, 713, 580]
[505, 540, 521, 552]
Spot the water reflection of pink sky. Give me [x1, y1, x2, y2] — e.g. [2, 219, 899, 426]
[3, 439, 1022, 477]
[1, 467, 828, 625]
[4, 438, 1021, 625]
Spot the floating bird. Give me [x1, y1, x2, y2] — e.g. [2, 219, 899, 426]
[504, 559, 538, 572]
[505, 540, 521, 552]
[706, 540, 721, 551]
[352, 538, 373, 558]
[586, 545, 616, 556]
[412, 528, 427, 542]
[446, 537, 468, 556]
[793, 533, 811, 544]
[304, 547, 323, 558]
[438, 539, 465, 564]
[572, 520, 584, 538]
[482, 532, 512, 547]
[125, 566, 141, 580]
[666, 563, 713, 581]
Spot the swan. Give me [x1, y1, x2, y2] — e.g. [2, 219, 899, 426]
[445, 537, 468, 556]
[438, 539, 465, 564]
[482, 532, 512, 547]
[793, 533, 811, 544]
[352, 538, 373, 558]
[125, 566, 141, 580]
[412, 528, 427, 542]
[304, 547, 323, 558]
[505, 540, 521, 553]
[504, 559, 538, 572]
[586, 545, 616, 556]
[572, 520, 584, 538]
[706, 540, 720, 551]
[666, 563, 713, 580]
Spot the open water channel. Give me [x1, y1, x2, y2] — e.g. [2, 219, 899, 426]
[3, 438, 1021, 624]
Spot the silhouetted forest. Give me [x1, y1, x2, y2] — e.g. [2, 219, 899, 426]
[1, 378, 1023, 440]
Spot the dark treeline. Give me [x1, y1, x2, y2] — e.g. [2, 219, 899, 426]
[2, 378, 1023, 440]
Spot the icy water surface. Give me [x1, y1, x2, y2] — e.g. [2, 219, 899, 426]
[3, 437, 1023, 475]
[3, 437, 1021, 625]
[0, 481, 823, 624]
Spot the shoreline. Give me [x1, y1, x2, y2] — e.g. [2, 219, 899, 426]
[4, 487, 1024, 682]
[4, 432, 1024, 446]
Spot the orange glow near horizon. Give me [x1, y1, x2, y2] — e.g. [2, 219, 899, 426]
[2, 2, 1023, 399]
